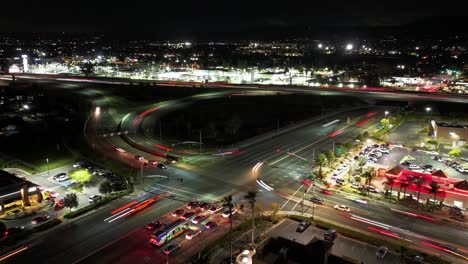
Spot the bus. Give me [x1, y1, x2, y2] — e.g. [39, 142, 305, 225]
[149, 219, 187, 247]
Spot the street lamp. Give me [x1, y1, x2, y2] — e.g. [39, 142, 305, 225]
[384, 111, 389, 118]
[46, 158, 49, 177]
[425, 107, 431, 115]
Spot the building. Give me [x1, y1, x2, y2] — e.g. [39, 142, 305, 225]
[430, 121, 467, 146]
[384, 166, 468, 209]
[0, 170, 42, 214]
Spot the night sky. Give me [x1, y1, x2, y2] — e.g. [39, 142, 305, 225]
[1, 0, 467, 39]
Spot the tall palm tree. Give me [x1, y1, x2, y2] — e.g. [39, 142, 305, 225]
[428, 181, 440, 211]
[362, 168, 374, 196]
[223, 195, 235, 263]
[414, 178, 425, 209]
[384, 177, 395, 201]
[400, 181, 409, 200]
[244, 191, 257, 247]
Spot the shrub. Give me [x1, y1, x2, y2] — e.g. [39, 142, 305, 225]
[63, 190, 127, 219]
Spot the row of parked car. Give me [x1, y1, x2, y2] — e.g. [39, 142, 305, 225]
[433, 156, 468, 174]
[73, 160, 126, 191]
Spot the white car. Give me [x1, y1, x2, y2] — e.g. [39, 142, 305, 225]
[88, 194, 102, 203]
[208, 205, 222, 214]
[409, 164, 421, 170]
[185, 229, 202, 240]
[379, 148, 390, 154]
[371, 151, 382, 157]
[222, 208, 237, 218]
[334, 204, 351, 212]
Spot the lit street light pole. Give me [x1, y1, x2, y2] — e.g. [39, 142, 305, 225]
[46, 158, 49, 177]
[384, 111, 389, 118]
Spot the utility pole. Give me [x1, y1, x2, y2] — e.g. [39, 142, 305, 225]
[199, 130, 202, 154]
[332, 140, 335, 154]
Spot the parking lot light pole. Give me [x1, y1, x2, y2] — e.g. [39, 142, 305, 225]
[46, 158, 50, 177]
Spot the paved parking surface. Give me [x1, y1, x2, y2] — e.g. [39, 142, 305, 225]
[268, 219, 401, 264]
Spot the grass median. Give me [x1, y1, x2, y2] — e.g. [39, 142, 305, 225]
[64, 190, 128, 219]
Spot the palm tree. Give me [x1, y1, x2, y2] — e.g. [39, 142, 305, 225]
[244, 191, 257, 246]
[383, 177, 395, 201]
[362, 167, 375, 196]
[223, 195, 235, 263]
[414, 178, 425, 209]
[428, 181, 440, 211]
[399, 181, 409, 200]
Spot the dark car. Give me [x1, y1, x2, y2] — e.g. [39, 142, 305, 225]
[134, 155, 143, 160]
[31, 215, 50, 224]
[204, 221, 216, 229]
[324, 229, 337, 241]
[401, 161, 412, 166]
[199, 203, 210, 211]
[422, 164, 433, 170]
[157, 163, 167, 169]
[172, 209, 185, 217]
[181, 212, 196, 220]
[145, 221, 163, 231]
[310, 197, 325, 204]
[296, 221, 311, 233]
[186, 201, 200, 210]
[4, 226, 25, 236]
[163, 243, 181, 255]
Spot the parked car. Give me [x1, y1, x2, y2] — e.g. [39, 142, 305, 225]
[376, 246, 388, 259]
[157, 163, 167, 169]
[53, 173, 69, 182]
[379, 148, 390, 154]
[351, 182, 361, 189]
[72, 161, 85, 168]
[148, 160, 157, 166]
[163, 243, 181, 255]
[88, 194, 102, 203]
[336, 178, 345, 185]
[44, 191, 60, 199]
[134, 155, 143, 160]
[401, 161, 412, 166]
[55, 199, 65, 209]
[31, 215, 50, 224]
[324, 229, 337, 241]
[409, 164, 421, 170]
[296, 221, 311, 233]
[333, 204, 350, 212]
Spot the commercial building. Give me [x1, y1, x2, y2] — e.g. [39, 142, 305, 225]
[0, 170, 42, 214]
[384, 166, 468, 209]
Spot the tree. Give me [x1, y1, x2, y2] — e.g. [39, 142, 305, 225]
[357, 156, 367, 173]
[205, 122, 219, 138]
[383, 177, 395, 201]
[80, 62, 95, 76]
[99, 181, 113, 195]
[428, 181, 440, 211]
[326, 150, 335, 165]
[70, 169, 92, 186]
[64, 192, 79, 213]
[244, 191, 257, 246]
[224, 115, 243, 137]
[380, 118, 390, 129]
[448, 149, 462, 158]
[362, 167, 375, 196]
[222, 195, 236, 263]
[363, 131, 369, 138]
[414, 178, 425, 209]
[269, 202, 280, 222]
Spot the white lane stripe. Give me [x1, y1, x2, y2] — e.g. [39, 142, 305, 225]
[280, 185, 303, 210]
[322, 119, 340, 127]
[151, 183, 219, 201]
[103, 208, 131, 222]
[259, 180, 274, 191]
